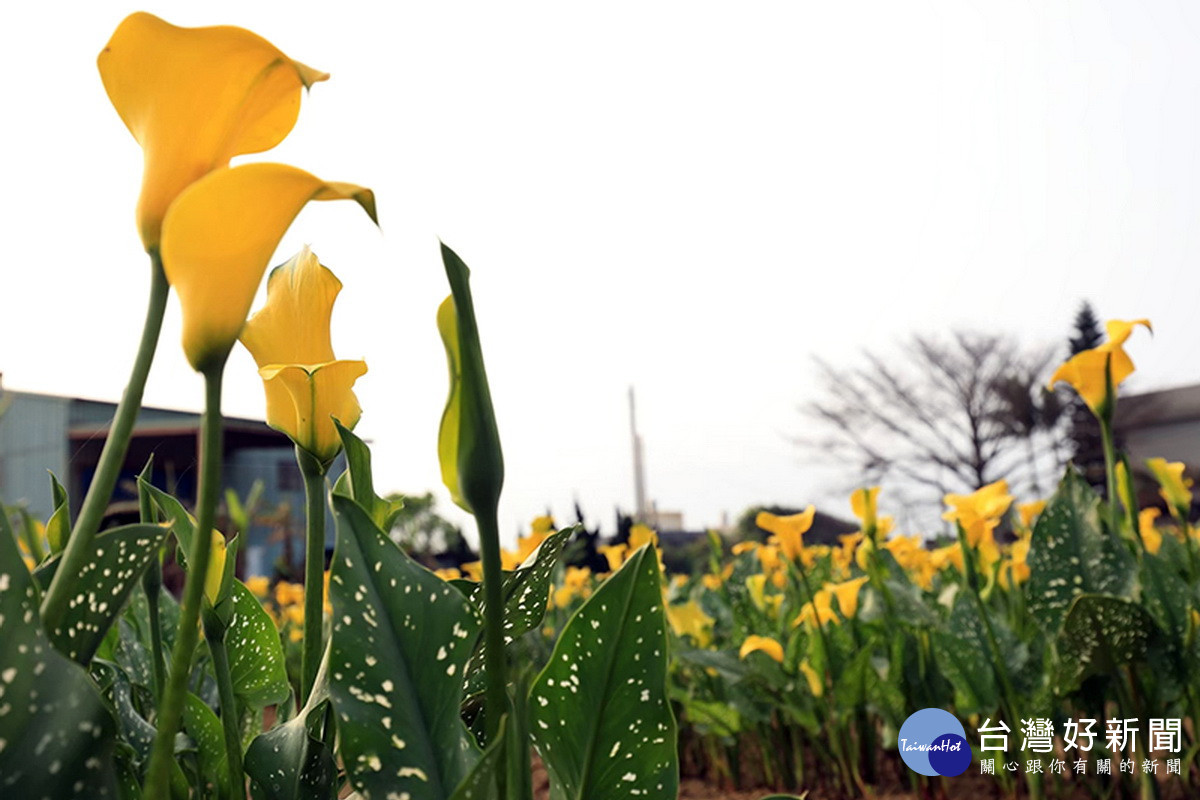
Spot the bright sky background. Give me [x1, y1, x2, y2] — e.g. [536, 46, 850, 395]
[3, 2, 1199, 542]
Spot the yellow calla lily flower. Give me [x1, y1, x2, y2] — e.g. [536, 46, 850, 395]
[799, 660, 825, 697]
[241, 247, 366, 462]
[1048, 319, 1151, 415]
[160, 163, 376, 372]
[204, 530, 228, 605]
[1145, 458, 1193, 520]
[739, 635, 784, 663]
[1137, 508, 1163, 555]
[756, 506, 815, 561]
[99, 12, 327, 249]
[828, 576, 870, 619]
[666, 601, 714, 648]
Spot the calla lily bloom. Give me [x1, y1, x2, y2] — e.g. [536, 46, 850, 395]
[799, 660, 824, 696]
[1138, 508, 1163, 555]
[1146, 458, 1193, 520]
[204, 531, 228, 605]
[756, 506, 816, 561]
[827, 576, 870, 618]
[943, 480, 1012, 548]
[1048, 319, 1151, 416]
[739, 635, 784, 663]
[160, 162, 376, 372]
[666, 601, 714, 648]
[99, 12, 327, 249]
[240, 247, 367, 463]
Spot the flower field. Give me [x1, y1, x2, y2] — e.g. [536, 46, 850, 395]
[1, 10, 1198, 800]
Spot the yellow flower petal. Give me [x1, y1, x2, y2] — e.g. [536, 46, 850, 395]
[160, 163, 376, 372]
[667, 601, 715, 648]
[241, 246, 341, 366]
[739, 635, 784, 663]
[1048, 319, 1150, 413]
[799, 660, 824, 697]
[629, 524, 659, 551]
[204, 531, 228, 605]
[436, 296, 468, 511]
[245, 575, 271, 598]
[1146, 458, 1193, 517]
[99, 12, 327, 248]
[259, 360, 367, 462]
[828, 576, 869, 619]
[756, 506, 815, 561]
[1138, 508, 1164, 554]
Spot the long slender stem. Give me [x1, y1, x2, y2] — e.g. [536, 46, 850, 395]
[139, 483, 167, 703]
[208, 631, 248, 800]
[1099, 417, 1123, 540]
[477, 505, 508, 742]
[41, 255, 169, 629]
[144, 368, 225, 798]
[297, 447, 327, 704]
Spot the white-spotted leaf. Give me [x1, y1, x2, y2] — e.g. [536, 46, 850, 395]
[328, 494, 482, 799]
[530, 545, 678, 800]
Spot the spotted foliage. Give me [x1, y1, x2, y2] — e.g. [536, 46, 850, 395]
[530, 545, 678, 800]
[329, 494, 482, 799]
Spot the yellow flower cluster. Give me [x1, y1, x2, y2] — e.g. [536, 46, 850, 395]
[248, 572, 332, 642]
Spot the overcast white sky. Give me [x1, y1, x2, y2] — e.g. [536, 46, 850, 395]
[3, 2, 1199, 542]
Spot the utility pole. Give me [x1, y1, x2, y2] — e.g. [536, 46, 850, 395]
[629, 387, 647, 523]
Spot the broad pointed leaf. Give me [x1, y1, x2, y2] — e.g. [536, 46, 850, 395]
[334, 420, 403, 532]
[246, 650, 338, 800]
[183, 692, 229, 797]
[530, 545, 678, 800]
[462, 525, 576, 696]
[931, 592, 998, 715]
[1027, 468, 1134, 634]
[224, 580, 290, 707]
[0, 530, 120, 797]
[328, 495, 481, 799]
[32, 522, 170, 663]
[1055, 594, 1162, 692]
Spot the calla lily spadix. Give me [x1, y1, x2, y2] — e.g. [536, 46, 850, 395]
[99, 12, 327, 249]
[240, 247, 367, 463]
[159, 162, 377, 373]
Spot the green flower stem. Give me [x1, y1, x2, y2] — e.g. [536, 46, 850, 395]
[297, 447, 328, 704]
[476, 504, 509, 748]
[41, 255, 169, 629]
[1099, 417, 1125, 542]
[207, 629, 248, 800]
[138, 477, 167, 702]
[144, 367, 225, 799]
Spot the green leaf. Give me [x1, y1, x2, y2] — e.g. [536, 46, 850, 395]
[223, 580, 291, 708]
[1055, 594, 1162, 692]
[0, 532, 120, 798]
[328, 494, 482, 799]
[1026, 467, 1134, 634]
[530, 545, 678, 800]
[245, 652, 338, 800]
[183, 692, 229, 797]
[931, 592, 998, 715]
[141, 480, 196, 551]
[334, 420, 403, 532]
[448, 716, 506, 800]
[462, 525, 576, 696]
[32, 522, 170, 663]
[46, 470, 71, 554]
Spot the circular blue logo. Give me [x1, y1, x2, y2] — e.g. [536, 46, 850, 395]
[898, 709, 970, 777]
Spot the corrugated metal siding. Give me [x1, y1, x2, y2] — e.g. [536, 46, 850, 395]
[0, 392, 70, 519]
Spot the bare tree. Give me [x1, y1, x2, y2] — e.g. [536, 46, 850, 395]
[803, 331, 1067, 514]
